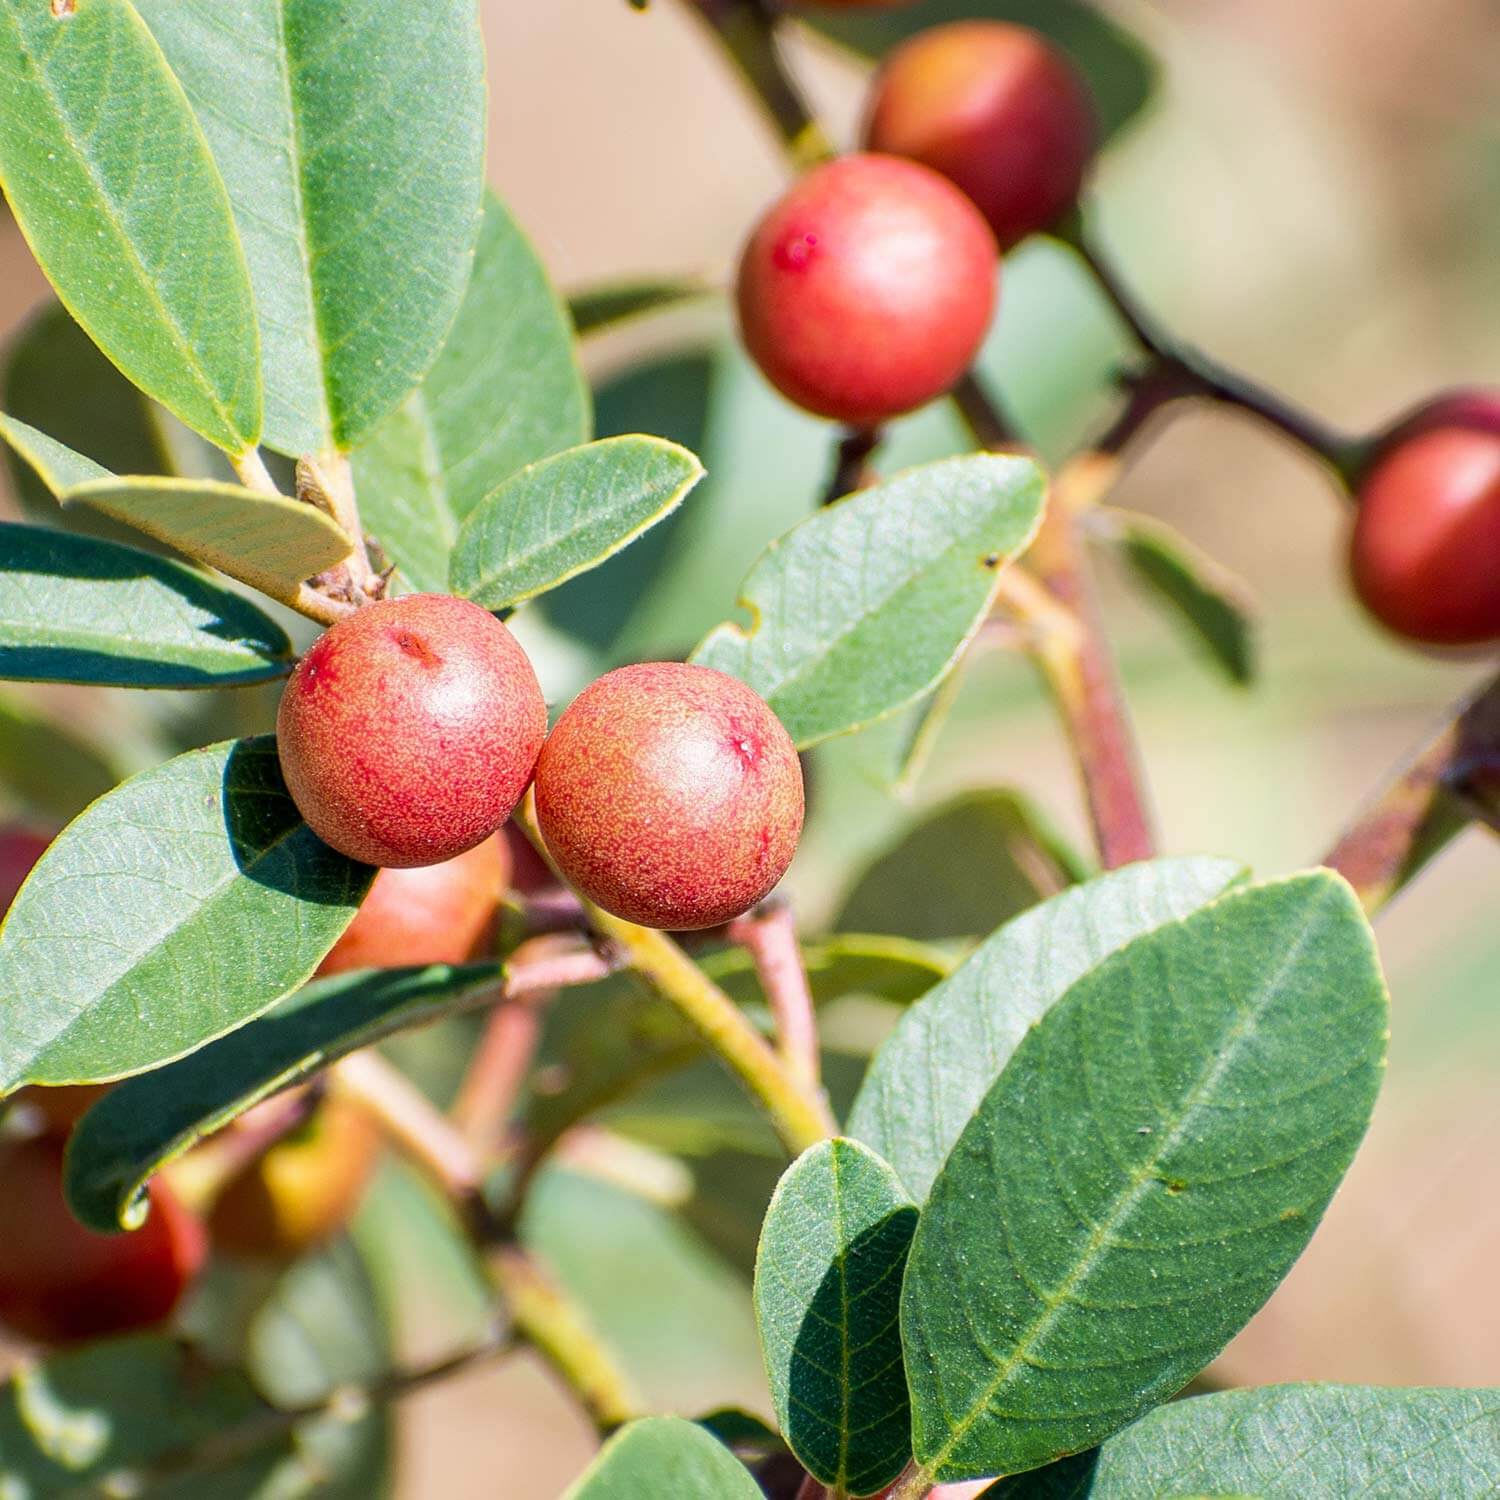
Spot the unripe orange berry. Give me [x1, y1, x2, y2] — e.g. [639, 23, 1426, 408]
[534, 663, 804, 930]
[736, 153, 998, 426]
[864, 22, 1095, 252]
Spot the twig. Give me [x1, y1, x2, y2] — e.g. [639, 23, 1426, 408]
[951, 372, 1025, 452]
[1323, 670, 1500, 914]
[289, 580, 359, 627]
[822, 427, 882, 506]
[729, 900, 821, 1088]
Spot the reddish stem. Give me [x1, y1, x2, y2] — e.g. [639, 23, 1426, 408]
[729, 901, 822, 1088]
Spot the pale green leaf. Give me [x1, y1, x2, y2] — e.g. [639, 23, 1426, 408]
[902, 872, 1389, 1481]
[568, 275, 719, 337]
[0, 736, 372, 1092]
[354, 193, 590, 591]
[692, 454, 1045, 747]
[134, 0, 485, 453]
[0, 0, 260, 451]
[63, 475, 352, 605]
[563, 1417, 762, 1500]
[754, 1138, 917, 1495]
[0, 411, 110, 493]
[849, 857, 1244, 1202]
[450, 436, 704, 610]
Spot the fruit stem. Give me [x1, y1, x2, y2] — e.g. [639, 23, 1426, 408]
[1323, 667, 1500, 915]
[729, 900, 822, 1089]
[822, 426, 883, 506]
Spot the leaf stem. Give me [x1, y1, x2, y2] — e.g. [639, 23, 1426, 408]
[729, 899, 822, 1088]
[230, 446, 279, 494]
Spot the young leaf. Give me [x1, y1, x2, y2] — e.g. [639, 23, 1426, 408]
[133, 0, 486, 454]
[0, 0, 261, 452]
[63, 476, 352, 606]
[0, 522, 293, 688]
[353, 193, 591, 592]
[563, 1416, 762, 1499]
[449, 437, 705, 611]
[569, 275, 719, 337]
[692, 454, 1045, 748]
[901, 872, 1389, 1481]
[66, 962, 498, 1233]
[835, 789, 1090, 943]
[754, 1138, 918, 1496]
[0, 737, 372, 1093]
[1094, 507, 1257, 685]
[985, 1384, 1500, 1498]
[848, 857, 1243, 1202]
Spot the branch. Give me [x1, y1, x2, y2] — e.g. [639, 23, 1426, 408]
[821, 426, 882, 506]
[728, 900, 822, 1088]
[1322, 670, 1500, 914]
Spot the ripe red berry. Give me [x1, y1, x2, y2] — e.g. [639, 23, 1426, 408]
[0, 1135, 205, 1344]
[277, 594, 547, 868]
[534, 663, 804, 930]
[1350, 423, 1500, 646]
[317, 833, 510, 975]
[864, 22, 1096, 252]
[736, 153, 998, 427]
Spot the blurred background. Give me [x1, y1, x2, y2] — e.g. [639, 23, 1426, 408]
[2, 1, 1499, 1494]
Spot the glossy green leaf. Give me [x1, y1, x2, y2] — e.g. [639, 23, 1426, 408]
[0, 0, 260, 452]
[902, 872, 1389, 1481]
[0, 694, 120, 821]
[569, 275, 719, 337]
[1096, 507, 1257, 685]
[66, 961, 497, 1231]
[564, 1416, 762, 1500]
[692, 454, 1045, 748]
[849, 857, 1243, 1202]
[450, 436, 705, 610]
[0, 736, 372, 1093]
[63, 475, 353, 605]
[354, 193, 591, 591]
[986, 1385, 1500, 1498]
[0, 522, 293, 687]
[133, 0, 485, 454]
[836, 789, 1089, 942]
[799, 0, 1156, 146]
[755, 1138, 917, 1495]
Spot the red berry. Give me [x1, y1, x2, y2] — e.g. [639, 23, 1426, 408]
[534, 663, 804, 930]
[0, 824, 52, 918]
[0, 1135, 205, 1345]
[736, 153, 998, 426]
[1350, 425, 1500, 646]
[864, 22, 1096, 252]
[277, 594, 547, 868]
[317, 833, 510, 975]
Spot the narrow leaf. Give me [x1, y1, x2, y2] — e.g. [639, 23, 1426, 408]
[450, 436, 705, 610]
[63, 475, 352, 605]
[692, 454, 1045, 748]
[848, 857, 1243, 1202]
[562, 1417, 762, 1499]
[134, 0, 485, 453]
[0, 522, 293, 687]
[0, 737, 372, 1093]
[354, 193, 590, 592]
[755, 1138, 917, 1495]
[66, 962, 498, 1232]
[569, 275, 718, 337]
[986, 1384, 1500, 1498]
[902, 872, 1389, 1481]
[0, 412, 109, 494]
[0, 0, 260, 451]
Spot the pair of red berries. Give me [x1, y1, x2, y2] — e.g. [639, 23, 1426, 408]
[277, 595, 805, 931]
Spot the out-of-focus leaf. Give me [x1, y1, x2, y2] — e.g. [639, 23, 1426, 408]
[568, 275, 719, 337]
[0, 694, 119, 822]
[563, 1416, 762, 1499]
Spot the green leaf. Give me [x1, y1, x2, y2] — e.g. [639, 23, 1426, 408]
[901, 871, 1389, 1481]
[1095, 507, 1257, 685]
[63, 475, 352, 605]
[353, 193, 591, 592]
[66, 961, 497, 1232]
[986, 1385, 1500, 1498]
[0, 694, 120, 822]
[836, 789, 1089, 943]
[754, 1138, 918, 1495]
[0, 736, 372, 1093]
[449, 437, 705, 611]
[692, 454, 1045, 748]
[133, 0, 486, 454]
[0, 411, 110, 493]
[563, 1416, 762, 1500]
[569, 275, 719, 338]
[0, 521, 293, 688]
[798, 0, 1157, 146]
[848, 857, 1243, 1202]
[0, 0, 260, 451]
